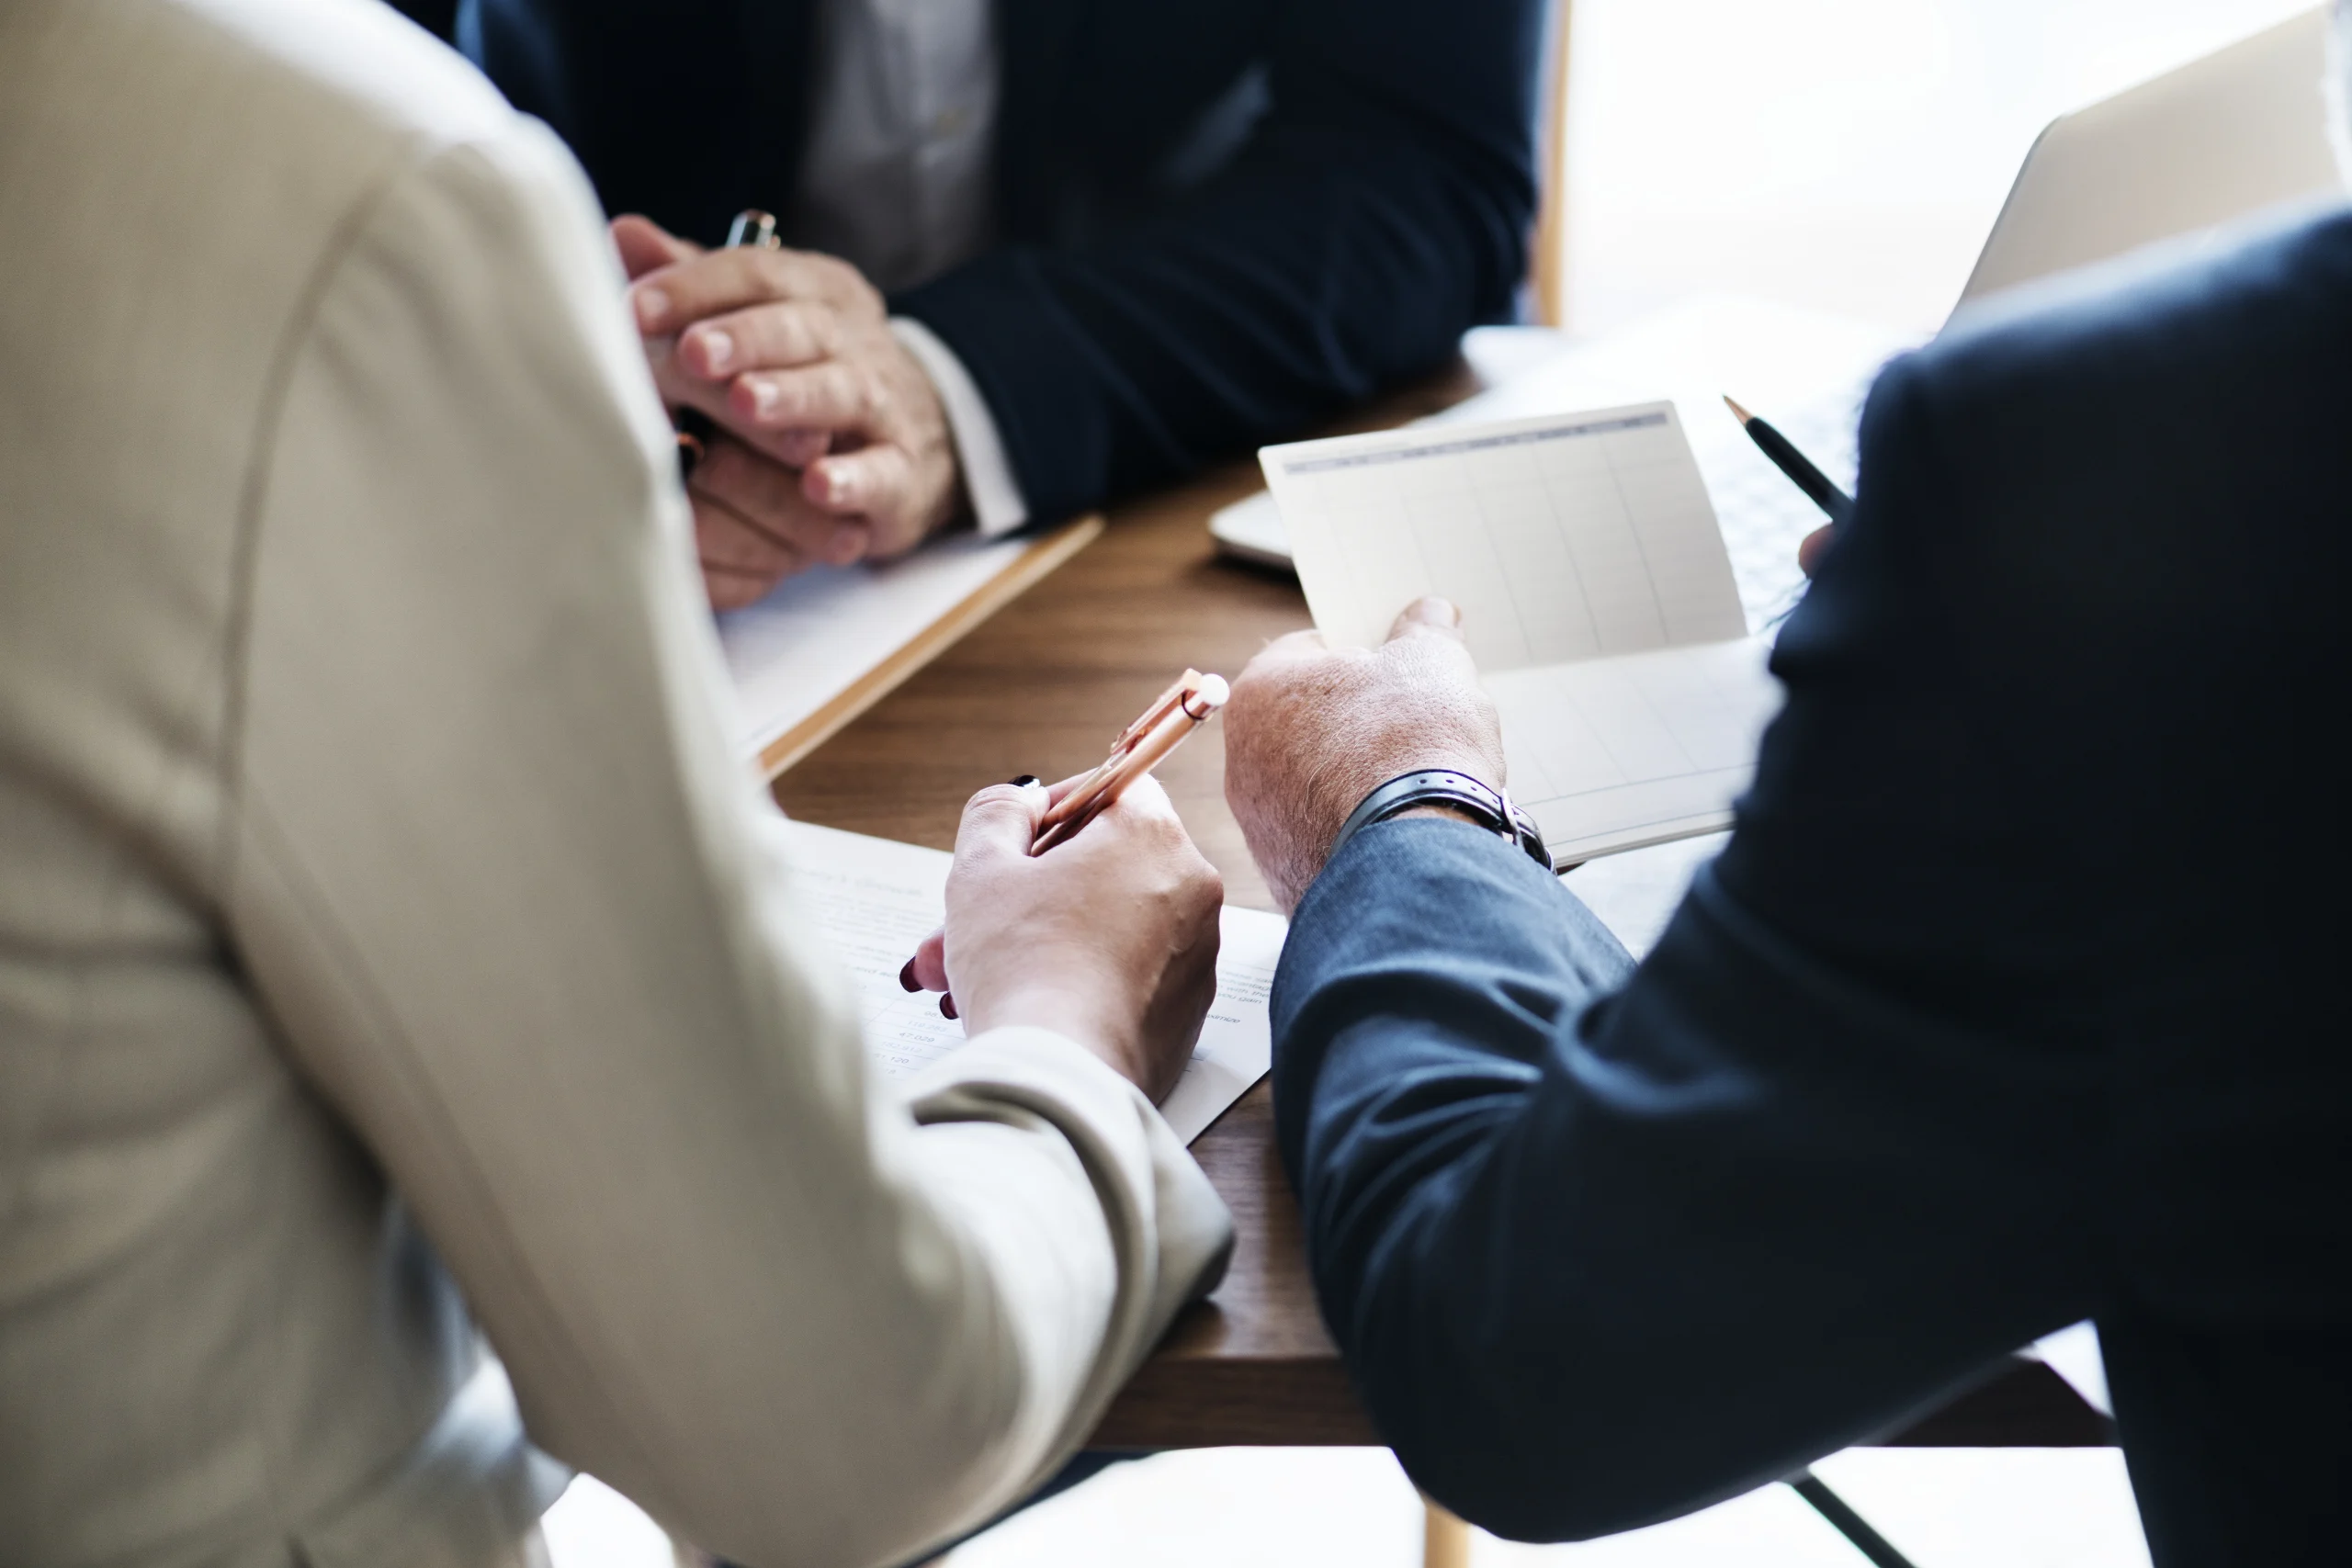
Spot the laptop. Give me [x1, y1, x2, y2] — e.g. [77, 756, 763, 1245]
[1956, 6, 2343, 308]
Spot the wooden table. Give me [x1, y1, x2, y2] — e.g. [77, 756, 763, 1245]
[774, 369, 2112, 1456]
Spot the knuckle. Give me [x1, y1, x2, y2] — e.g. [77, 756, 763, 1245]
[795, 307, 832, 358]
[824, 258, 880, 306]
[751, 251, 794, 295]
[964, 783, 1029, 818]
[764, 308, 809, 360]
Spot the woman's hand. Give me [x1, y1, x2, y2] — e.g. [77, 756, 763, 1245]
[908, 776, 1224, 1104]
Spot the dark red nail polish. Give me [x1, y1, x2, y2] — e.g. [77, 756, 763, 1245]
[939, 993, 958, 1021]
[899, 960, 919, 992]
[1008, 775, 1041, 788]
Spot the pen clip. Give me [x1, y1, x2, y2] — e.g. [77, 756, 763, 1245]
[1031, 670, 1227, 852]
[726, 209, 782, 251]
[1112, 669, 1206, 755]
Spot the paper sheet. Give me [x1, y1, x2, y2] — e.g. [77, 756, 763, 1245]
[1487, 637, 1780, 863]
[1264, 403, 1749, 663]
[717, 532, 1037, 760]
[1560, 831, 1731, 959]
[780, 819, 1283, 1144]
[1217, 298, 1906, 631]
[1262, 401, 1783, 862]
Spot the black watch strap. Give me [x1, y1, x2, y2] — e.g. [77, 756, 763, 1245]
[1329, 769, 1553, 872]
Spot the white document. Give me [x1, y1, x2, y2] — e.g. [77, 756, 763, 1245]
[718, 532, 1035, 761]
[780, 819, 1283, 1145]
[1216, 299, 1908, 631]
[1484, 638, 1776, 863]
[1261, 401, 1784, 864]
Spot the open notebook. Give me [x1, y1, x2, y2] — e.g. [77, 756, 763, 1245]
[1215, 299, 1903, 632]
[781, 819, 1283, 1144]
[1261, 403, 1781, 865]
[719, 517, 1101, 777]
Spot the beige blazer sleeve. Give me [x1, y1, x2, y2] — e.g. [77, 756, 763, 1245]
[219, 118, 1229, 1568]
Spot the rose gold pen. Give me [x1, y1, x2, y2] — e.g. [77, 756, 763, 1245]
[896, 668, 1229, 1020]
[1031, 668, 1229, 853]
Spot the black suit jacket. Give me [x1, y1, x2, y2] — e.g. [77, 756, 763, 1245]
[1272, 209, 2352, 1562]
[458, 0, 1545, 520]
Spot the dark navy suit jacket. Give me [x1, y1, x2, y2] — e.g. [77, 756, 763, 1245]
[457, 0, 1544, 522]
[1273, 209, 2352, 1562]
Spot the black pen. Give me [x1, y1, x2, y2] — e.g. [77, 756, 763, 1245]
[674, 209, 782, 477]
[1724, 396, 1853, 525]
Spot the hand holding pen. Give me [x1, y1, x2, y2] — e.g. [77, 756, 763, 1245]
[1032, 669, 1229, 852]
[898, 669, 1230, 1040]
[1725, 396, 1853, 579]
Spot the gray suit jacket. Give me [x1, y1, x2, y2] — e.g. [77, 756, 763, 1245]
[0, 5, 1227, 1564]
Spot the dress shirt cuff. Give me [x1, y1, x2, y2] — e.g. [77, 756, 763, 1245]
[891, 316, 1031, 537]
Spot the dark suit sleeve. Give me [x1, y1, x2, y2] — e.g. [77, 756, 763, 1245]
[894, 0, 1544, 520]
[1272, 363, 2109, 1542]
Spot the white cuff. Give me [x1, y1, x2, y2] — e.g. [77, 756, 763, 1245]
[891, 316, 1031, 537]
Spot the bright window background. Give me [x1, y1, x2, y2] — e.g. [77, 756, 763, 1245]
[1559, 0, 2322, 333]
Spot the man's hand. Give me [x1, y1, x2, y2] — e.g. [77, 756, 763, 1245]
[1798, 523, 1836, 578]
[910, 775, 1224, 1103]
[613, 216, 962, 604]
[1223, 597, 1507, 913]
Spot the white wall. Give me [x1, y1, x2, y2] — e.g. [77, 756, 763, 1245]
[1560, 0, 2320, 332]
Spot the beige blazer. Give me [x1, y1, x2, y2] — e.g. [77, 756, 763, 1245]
[0, 4, 1230, 1565]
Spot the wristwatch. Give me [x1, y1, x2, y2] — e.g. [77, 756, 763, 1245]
[1328, 769, 1553, 872]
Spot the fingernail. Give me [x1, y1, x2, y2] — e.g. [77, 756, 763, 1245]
[634, 287, 668, 330]
[899, 959, 919, 992]
[939, 993, 958, 1021]
[751, 380, 779, 416]
[822, 469, 852, 506]
[698, 327, 733, 372]
[1007, 775, 1041, 788]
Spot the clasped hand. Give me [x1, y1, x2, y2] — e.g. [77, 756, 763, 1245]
[615, 216, 961, 609]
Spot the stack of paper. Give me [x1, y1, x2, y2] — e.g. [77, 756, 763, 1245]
[781, 820, 1283, 1144]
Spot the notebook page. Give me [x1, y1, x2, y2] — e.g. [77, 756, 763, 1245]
[1261, 403, 1748, 669]
[1219, 299, 1912, 632]
[1263, 404, 1786, 864]
[718, 532, 1036, 760]
[778, 819, 1282, 1144]
[1487, 637, 1781, 863]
